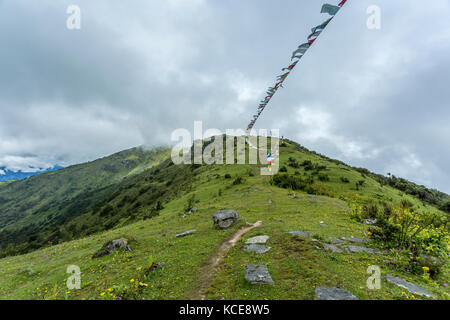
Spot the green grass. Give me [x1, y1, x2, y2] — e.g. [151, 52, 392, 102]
[0, 138, 448, 300]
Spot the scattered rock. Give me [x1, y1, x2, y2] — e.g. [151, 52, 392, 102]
[315, 287, 359, 300]
[213, 210, 241, 229]
[244, 244, 271, 254]
[244, 265, 274, 285]
[246, 235, 270, 244]
[92, 238, 131, 258]
[308, 194, 320, 199]
[287, 231, 314, 238]
[385, 274, 432, 298]
[344, 245, 381, 254]
[363, 218, 376, 225]
[329, 238, 345, 245]
[175, 230, 196, 238]
[322, 243, 343, 253]
[417, 254, 443, 271]
[342, 237, 368, 244]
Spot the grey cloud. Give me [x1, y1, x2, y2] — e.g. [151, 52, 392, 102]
[0, 0, 448, 193]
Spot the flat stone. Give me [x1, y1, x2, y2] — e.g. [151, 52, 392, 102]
[244, 244, 271, 254]
[345, 245, 381, 254]
[287, 231, 314, 238]
[175, 230, 196, 238]
[385, 274, 432, 298]
[244, 264, 274, 285]
[213, 210, 241, 229]
[329, 238, 345, 245]
[323, 243, 343, 253]
[342, 237, 368, 244]
[246, 235, 269, 244]
[92, 238, 131, 259]
[320, 224, 329, 227]
[315, 287, 359, 300]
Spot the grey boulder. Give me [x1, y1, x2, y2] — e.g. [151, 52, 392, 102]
[213, 210, 241, 229]
[385, 274, 432, 298]
[246, 235, 269, 244]
[344, 245, 381, 254]
[92, 238, 131, 258]
[287, 231, 314, 238]
[244, 264, 274, 285]
[315, 287, 359, 300]
[244, 244, 271, 254]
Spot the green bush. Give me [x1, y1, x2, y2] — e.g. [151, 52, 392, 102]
[271, 174, 307, 191]
[340, 177, 350, 183]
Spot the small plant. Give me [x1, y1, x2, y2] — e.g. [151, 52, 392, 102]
[318, 174, 330, 182]
[279, 166, 288, 173]
[224, 173, 231, 179]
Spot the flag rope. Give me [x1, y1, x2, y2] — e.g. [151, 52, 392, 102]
[245, 0, 348, 151]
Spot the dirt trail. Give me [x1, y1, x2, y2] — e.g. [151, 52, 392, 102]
[189, 220, 262, 299]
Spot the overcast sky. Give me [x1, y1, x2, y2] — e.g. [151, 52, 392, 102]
[0, 0, 449, 193]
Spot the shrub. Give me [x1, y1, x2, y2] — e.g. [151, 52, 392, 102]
[279, 166, 288, 173]
[224, 173, 231, 179]
[233, 176, 244, 185]
[318, 174, 330, 182]
[271, 174, 306, 191]
[288, 157, 300, 168]
[340, 177, 350, 183]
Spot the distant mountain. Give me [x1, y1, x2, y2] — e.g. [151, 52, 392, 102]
[0, 166, 64, 182]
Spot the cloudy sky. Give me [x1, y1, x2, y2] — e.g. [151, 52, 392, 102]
[0, 0, 449, 193]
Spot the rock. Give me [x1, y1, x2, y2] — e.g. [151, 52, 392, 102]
[145, 262, 163, 275]
[329, 238, 345, 245]
[92, 238, 131, 258]
[315, 287, 359, 300]
[213, 210, 241, 229]
[385, 274, 432, 298]
[342, 237, 368, 244]
[244, 265, 274, 285]
[320, 224, 329, 228]
[287, 231, 314, 238]
[363, 218, 376, 225]
[322, 243, 343, 253]
[246, 235, 269, 244]
[175, 230, 196, 238]
[308, 194, 320, 199]
[191, 207, 198, 212]
[244, 244, 271, 254]
[417, 254, 443, 271]
[293, 194, 299, 199]
[344, 245, 381, 254]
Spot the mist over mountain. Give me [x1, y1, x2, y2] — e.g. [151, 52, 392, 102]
[0, 166, 63, 182]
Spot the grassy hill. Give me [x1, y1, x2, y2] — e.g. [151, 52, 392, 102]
[0, 137, 448, 300]
[0, 146, 171, 256]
